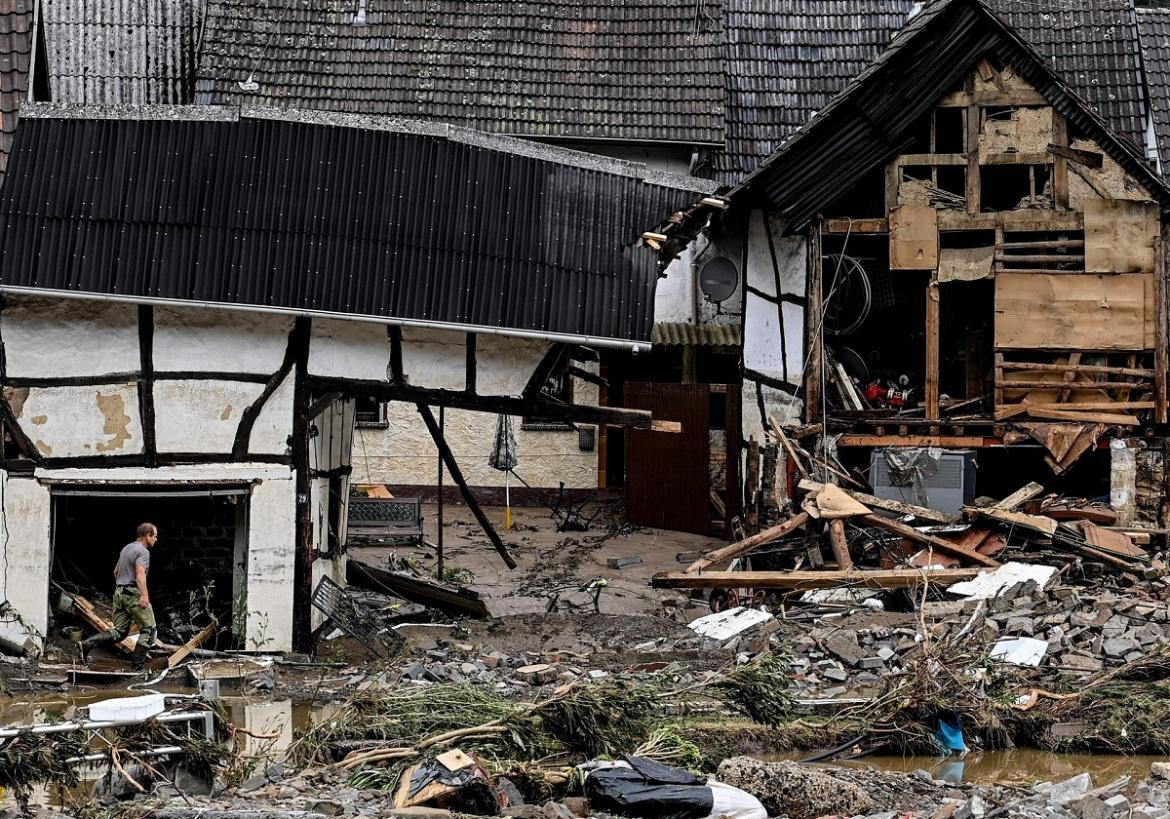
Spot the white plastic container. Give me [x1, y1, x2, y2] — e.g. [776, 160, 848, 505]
[88, 693, 166, 722]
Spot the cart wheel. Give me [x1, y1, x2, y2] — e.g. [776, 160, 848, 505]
[709, 589, 740, 612]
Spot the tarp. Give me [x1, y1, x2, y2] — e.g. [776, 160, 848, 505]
[584, 757, 765, 819]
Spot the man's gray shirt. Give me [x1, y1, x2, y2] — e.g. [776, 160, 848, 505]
[114, 541, 150, 586]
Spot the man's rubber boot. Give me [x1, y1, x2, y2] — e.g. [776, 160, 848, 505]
[129, 641, 149, 672]
[79, 633, 113, 665]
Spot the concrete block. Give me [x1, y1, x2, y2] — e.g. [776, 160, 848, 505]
[1050, 773, 1094, 806]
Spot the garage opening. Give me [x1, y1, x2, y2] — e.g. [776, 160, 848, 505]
[49, 485, 249, 654]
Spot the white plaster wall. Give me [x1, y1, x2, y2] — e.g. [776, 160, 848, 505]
[153, 307, 293, 374]
[742, 214, 805, 386]
[0, 475, 51, 649]
[9, 383, 143, 458]
[154, 380, 266, 453]
[655, 253, 696, 324]
[1, 295, 139, 378]
[243, 473, 297, 652]
[353, 364, 600, 489]
[308, 319, 388, 381]
[475, 335, 550, 396]
[250, 373, 294, 455]
[401, 328, 466, 391]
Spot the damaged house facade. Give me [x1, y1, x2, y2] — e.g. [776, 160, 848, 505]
[653, 0, 1170, 530]
[191, 0, 737, 509]
[0, 105, 706, 652]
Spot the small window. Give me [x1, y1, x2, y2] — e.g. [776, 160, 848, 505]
[355, 396, 387, 427]
[522, 371, 575, 431]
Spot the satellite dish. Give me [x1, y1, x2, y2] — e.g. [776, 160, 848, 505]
[698, 256, 739, 303]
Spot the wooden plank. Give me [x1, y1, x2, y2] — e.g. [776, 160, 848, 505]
[996, 254, 1086, 264]
[709, 489, 727, 519]
[926, 282, 940, 420]
[1050, 113, 1070, 209]
[859, 514, 1000, 567]
[967, 507, 1059, 537]
[938, 210, 1083, 232]
[885, 160, 901, 214]
[773, 424, 810, 479]
[965, 82, 980, 215]
[798, 479, 954, 523]
[1084, 199, 1159, 274]
[999, 361, 1154, 377]
[999, 240, 1085, 249]
[980, 152, 1051, 166]
[167, 621, 218, 668]
[1001, 401, 1154, 411]
[805, 225, 824, 424]
[827, 519, 852, 570]
[1047, 142, 1102, 170]
[994, 273, 1155, 351]
[685, 511, 811, 573]
[996, 406, 1141, 425]
[836, 435, 993, 448]
[823, 218, 888, 234]
[745, 437, 760, 532]
[347, 560, 490, 618]
[992, 481, 1045, 511]
[652, 568, 982, 590]
[897, 153, 968, 166]
[890, 205, 939, 270]
[997, 380, 1149, 391]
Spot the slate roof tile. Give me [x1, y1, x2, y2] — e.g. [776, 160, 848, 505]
[194, 0, 726, 145]
[0, 0, 32, 184]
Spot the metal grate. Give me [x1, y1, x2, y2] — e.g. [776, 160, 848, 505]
[349, 498, 417, 523]
[310, 576, 403, 660]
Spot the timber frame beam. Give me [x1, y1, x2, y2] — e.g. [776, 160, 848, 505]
[306, 375, 660, 429]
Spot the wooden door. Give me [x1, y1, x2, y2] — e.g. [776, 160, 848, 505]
[624, 383, 711, 535]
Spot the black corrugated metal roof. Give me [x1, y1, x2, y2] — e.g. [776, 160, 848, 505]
[194, 0, 726, 146]
[0, 106, 716, 347]
[724, 0, 1170, 229]
[1139, 7, 1170, 171]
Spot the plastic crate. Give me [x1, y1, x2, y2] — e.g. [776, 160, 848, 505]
[89, 693, 165, 722]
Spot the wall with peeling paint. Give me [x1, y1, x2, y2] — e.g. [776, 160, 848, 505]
[0, 476, 51, 650]
[7, 383, 144, 458]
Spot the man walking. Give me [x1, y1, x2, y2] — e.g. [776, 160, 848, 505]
[80, 523, 159, 671]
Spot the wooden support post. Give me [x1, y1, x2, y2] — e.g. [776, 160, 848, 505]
[859, 513, 1000, 567]
[417, 403, 517, 569]
[828, 519, 852, 570]
[1052, 111, 1069, 210]
[884, 160, 900, 215]
[1162, 438, 1170, 531]
[805, 223, 824, 424]
[745, 437, 760, 532]
[926, 282, 940, 421]
[965, 77, 981, 215]
[1157, 227, 1168, 424]
[437, 405, 445, 579]
[686, 511, 811, 573]
[1057, 352, 1083, 404]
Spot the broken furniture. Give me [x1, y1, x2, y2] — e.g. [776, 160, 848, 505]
[310, 575, 405, 659]
[347, 558, 490, 619]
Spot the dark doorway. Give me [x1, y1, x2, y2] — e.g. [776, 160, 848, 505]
[50, 487, 248, 647]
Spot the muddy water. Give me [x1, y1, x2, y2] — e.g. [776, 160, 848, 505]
[808, 750, 1163, 785]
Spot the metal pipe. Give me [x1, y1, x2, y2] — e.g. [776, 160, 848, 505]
[0, 286, 651, 353]
[65, 746, 184, 765]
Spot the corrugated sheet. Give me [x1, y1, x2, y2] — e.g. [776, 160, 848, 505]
[710, 0, 1148, 184]
[1138, 7, 1170, 171]
[194, 0, 725, 145]
[0, 107, 716, 345]
[0, 0, 33, 185]
[652, 321, 741, 346]
[41, 0, 205, 104]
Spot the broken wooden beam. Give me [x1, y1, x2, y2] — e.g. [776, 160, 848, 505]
[797, 479, 953, 523]
[827, 520, 852, 570]
[167, 620, 218, 668]
[685, 511, 811, 573]
[416, 403, 517, 570]
[859, 514, 1000, 567]
[347, 559, 490, 618]
[992, 482, 1045, 512]
[652, 568, 981, 590]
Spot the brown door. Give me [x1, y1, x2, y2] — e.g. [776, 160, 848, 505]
[624, 383, 711, 535]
